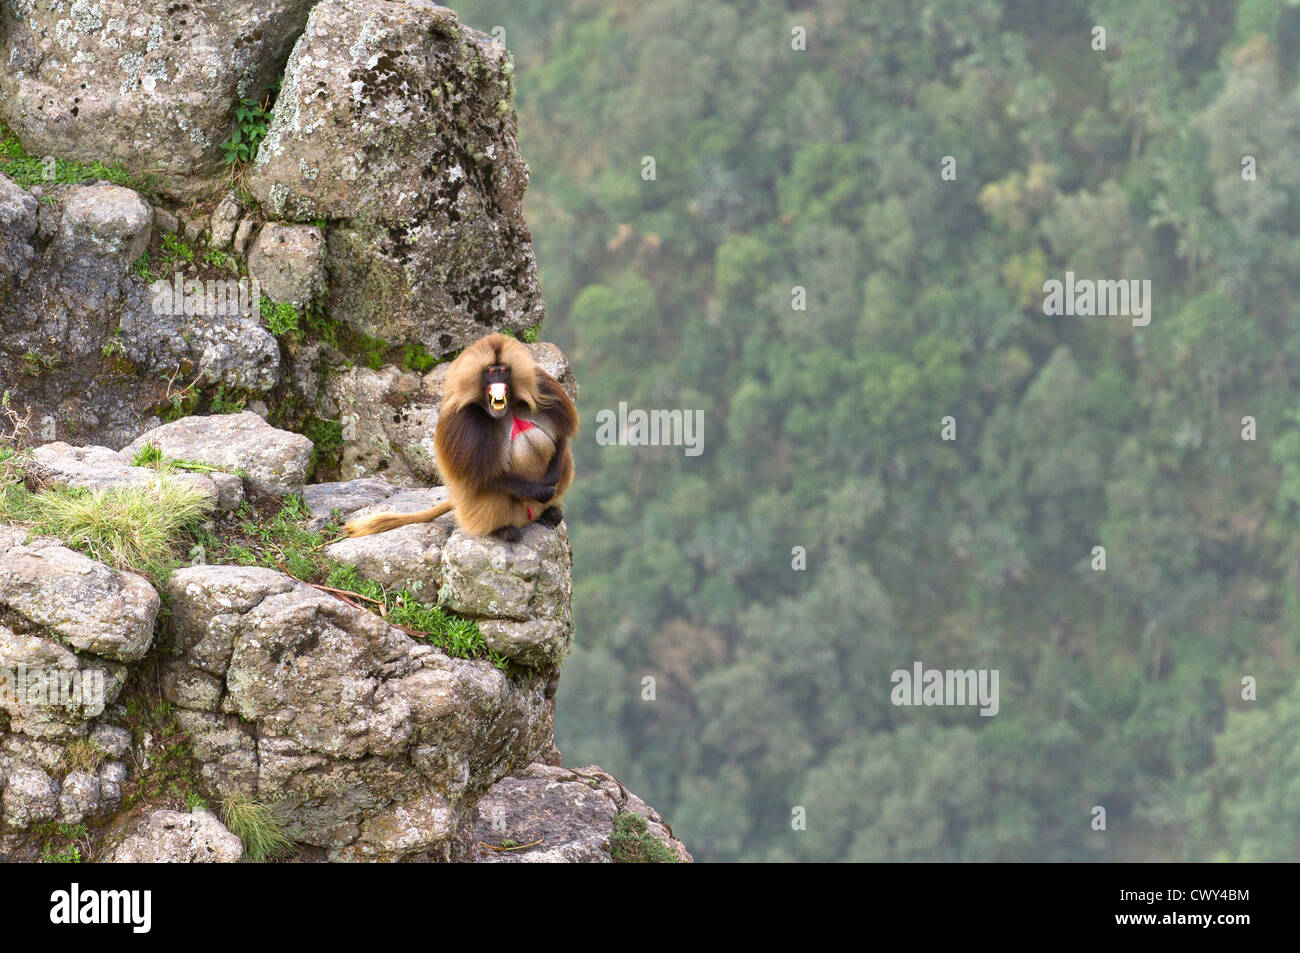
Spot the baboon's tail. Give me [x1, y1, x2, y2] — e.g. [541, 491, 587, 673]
[342, 500, 454, 538]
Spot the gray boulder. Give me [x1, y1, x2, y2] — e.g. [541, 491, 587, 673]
[250, 0, 544, 357]
[440, 522, 573, 625]
[1, 763, 59, 830]
[0, 182, 174, 447]
[323, 488, 453, 598]
[325, 365, 441, 484]
[478, 618, 572, 670]
[0, 536, 159, 662]
[0, 1, 317, 199]
[55, 185, 152, 269]
[161, 565, 555, 861]
[121, 412, 313, 498]
[30, 442, 243, 511]
[90, 725, 132, 761]
[133, 310, 283, 396]
[209, 193, 244, 250]
[98, 762, 128, 814]
[99, 808, 243, 863]
[247, 223, 324, 309]
[471, 763, 692, 863]
[0, 623, 126, 738]
[57, 771, 102, 824]
[302, 478, 400, 531]
[0, 173, 38, 291]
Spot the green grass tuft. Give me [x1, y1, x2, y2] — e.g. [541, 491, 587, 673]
[402, 343, 438, 372]
[220, 792, 293, 862]
[160, 232, 195, 267]
[0, 480, 212, 580]
[209, 386, 246, 415]
[61, 738, 105, 775]
[0, 119, 157, 195]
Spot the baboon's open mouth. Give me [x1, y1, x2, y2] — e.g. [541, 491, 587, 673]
[488, 382, 508, 412]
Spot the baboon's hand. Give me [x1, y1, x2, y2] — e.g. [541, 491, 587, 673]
[530, 481, 557, 503]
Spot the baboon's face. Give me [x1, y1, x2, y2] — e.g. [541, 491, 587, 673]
[483, 364, 512, 418]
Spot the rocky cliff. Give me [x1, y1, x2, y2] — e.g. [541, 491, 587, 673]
[0, 0, 688, 863]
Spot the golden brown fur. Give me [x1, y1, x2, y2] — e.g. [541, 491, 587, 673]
[343, 334, 578, 539]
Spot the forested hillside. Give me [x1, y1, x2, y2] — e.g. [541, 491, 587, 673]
[453, 0, 1300, 861]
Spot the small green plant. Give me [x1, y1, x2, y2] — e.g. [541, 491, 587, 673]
[21, 350, 59, 376]
[204, 248, 230, 268]
[158, 366, 200, 422]
[302, 417, 343, 477]
[402, 344, 438, 372]
[609, 811, 680, 863]
[101, 337, 127, 359]
[132, 252, 157, 283]
[132, 441, 245, 476]
[38, 823, 89, 864]
[41, 843, 82, 863]
[220, 792, 292, 862]
[186, 792, 210, 812]
[360, 331, 389, 370]
[504, 325, 542, 344]
[221, 92, 274, 166]
[160, 232, 195, 267]
[119, 695, 201, 812]
[303, 303, 344, 348]
[209, 386, 246, 415]
[0, 391, 33, 449]
[259, 297, 300, 337]
[217, 494, 332, 581]
[323, 563, 503, 666]
[131, 442, 165, 468]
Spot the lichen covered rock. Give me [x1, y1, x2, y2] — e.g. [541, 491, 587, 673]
[0, 1, 317, 198]
[160, 564, 555, 860]
[250, 0, 544, 357]
[121, 412, 313, 498]
[0, 534, 159, 663]
[323, 488, 453, 598]
[470, 763, 693, 863]
[440, 522, 574, 625]
[0, 177, 280, 448]
[99, 808, 243, 863]
[30, 442, 243, 511]
[246, 223, 325, 309]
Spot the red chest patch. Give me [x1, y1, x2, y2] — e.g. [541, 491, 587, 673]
[511, 416, 536, 440]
